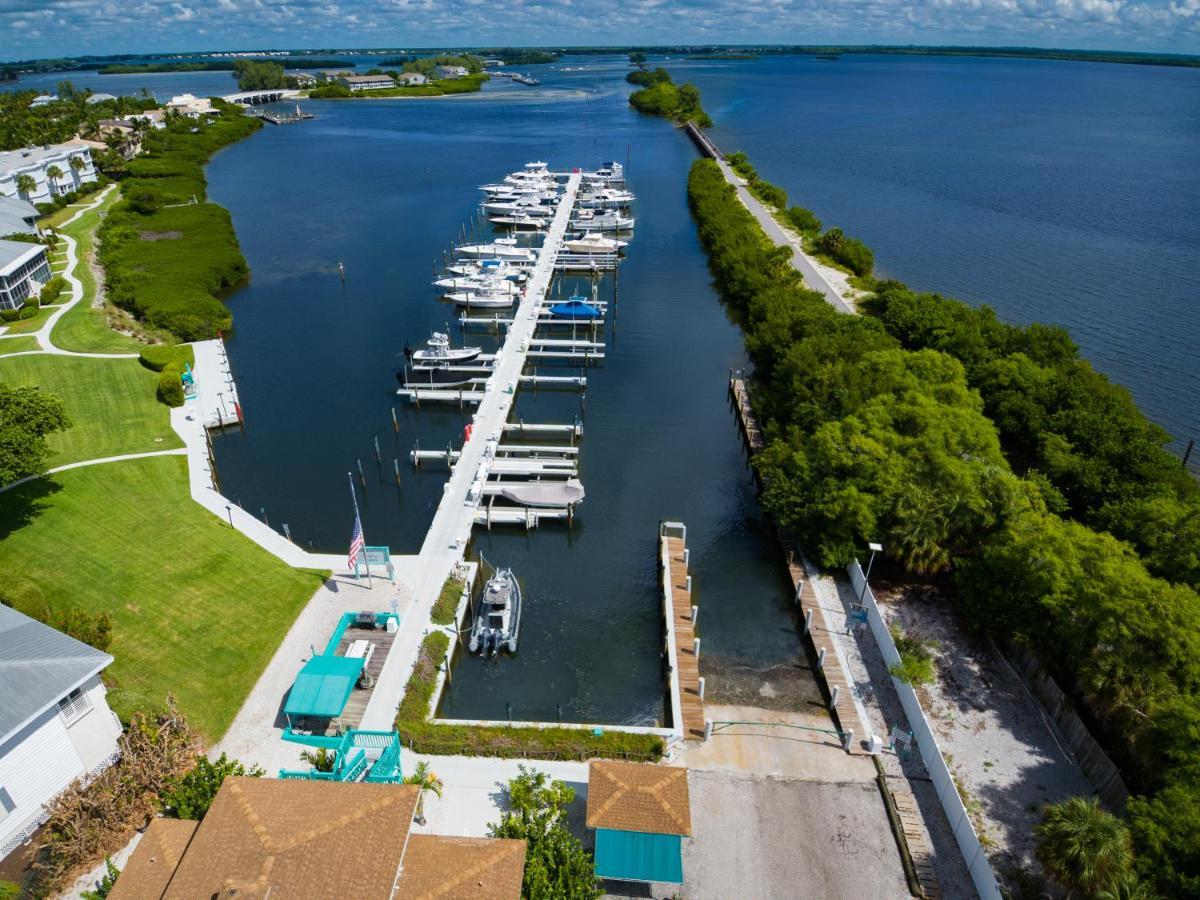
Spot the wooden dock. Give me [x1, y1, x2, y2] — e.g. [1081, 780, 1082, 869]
[661, 522, 705, 741]
[729, 375, 764, 453]
[328, 625, 396, 733]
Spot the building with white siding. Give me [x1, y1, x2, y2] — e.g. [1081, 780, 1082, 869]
[0, 606, 123, 861]
[433, 65, 469, 80]
[338, 74, 396, 92]
[0, 142, 98, 206]
[0, 239, 51, 310]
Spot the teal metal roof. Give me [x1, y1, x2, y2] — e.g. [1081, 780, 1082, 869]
[594, 829, 683, 884]
[284, 655, 364, 718]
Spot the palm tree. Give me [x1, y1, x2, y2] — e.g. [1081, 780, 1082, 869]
[1035, 796, 1132, 897]
[404, 761, 443, 825]
[299, 747, 337, 773]
[16, 173, 36, 200]
[45, 165, 64, 196]
[69, 155, 85, 182]
[1095, 872, 1161, 900]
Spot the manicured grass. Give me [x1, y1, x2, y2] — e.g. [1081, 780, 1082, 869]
[52, 190, 157, 354]
[0, 354, 180, 466]
[0, 304, 55, 335]
[0, 337, 40, 355]
[0, 456, 327, 740]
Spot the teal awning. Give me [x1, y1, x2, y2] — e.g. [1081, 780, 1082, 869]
[594, 829, 683, 884]
[284, 655, 364, 718]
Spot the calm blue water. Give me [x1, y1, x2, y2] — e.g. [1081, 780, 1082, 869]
[204, 57, 812, 725]
[676, 54, 1200, 456]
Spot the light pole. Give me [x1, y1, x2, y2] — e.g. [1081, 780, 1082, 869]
[857, 542, 883, 608]
[225, 504, 234, 528]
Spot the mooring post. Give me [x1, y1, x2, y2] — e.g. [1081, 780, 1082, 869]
[391, 406, 399, 434]
[698, 676, 706, 701]
[374, 435, 381, 463]
[282, 523, 292, 542]
[692, 637, 701, 657]
[691, 604, 698, 624]
[817, 647, 826, 670]
[804, 609, 814, 634]
[393, 457, 401, 486]
[843, 729, 854, 752]
[356, 458, 366, 488]
[704, 719, 713, 741]
[830, 685, 840, 709]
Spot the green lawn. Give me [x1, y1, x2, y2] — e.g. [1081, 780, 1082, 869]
[0, 304, 56, 335]
[0, 354, 180, 466]
[0, 456, 326, 739]
[0, 337, 40, 355]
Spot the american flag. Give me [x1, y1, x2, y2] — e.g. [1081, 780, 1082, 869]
[347, 514, 365, 572]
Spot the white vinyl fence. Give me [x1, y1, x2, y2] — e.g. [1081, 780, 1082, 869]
[848, 560, 1002, 900]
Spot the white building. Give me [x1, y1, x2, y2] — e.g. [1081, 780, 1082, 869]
[166, 94, 217, 118]
[0, 195, 39, 236]
[0, 142, 98, 206]
[396, 72, 428, 86]
[433, 65, 469, 80]
[0, 239, 50, 309]
[0, 605, 123, 860]
[29, 94, 56, 108]
[338, 74, 396, 92]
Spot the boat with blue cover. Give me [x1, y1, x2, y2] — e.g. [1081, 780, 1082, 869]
[548, 295, 603, 319]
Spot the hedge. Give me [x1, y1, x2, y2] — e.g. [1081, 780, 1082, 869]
[138, 343, 195, 373]
[431, 575, 463, 626]
[396, 631, 663, 762]
[39, 275, 65, 304]
[157, 364, 185, 407]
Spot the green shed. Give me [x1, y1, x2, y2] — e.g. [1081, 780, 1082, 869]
[586, 760, 692, 885]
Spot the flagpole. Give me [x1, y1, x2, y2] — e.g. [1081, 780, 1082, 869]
[348, 472, 372, 588]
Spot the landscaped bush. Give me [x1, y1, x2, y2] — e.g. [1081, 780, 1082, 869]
[17, 305, 37, 320]
[786, 205, 822, 233]
[138, 343, 195, 373]
[156, 364, 185, 407]
[40, 275, 66, 304]
[0, 308, 19, 323]
[431, 575, 464, 626]
[160, 753, 263, 820]
[396, 632, 663, 761]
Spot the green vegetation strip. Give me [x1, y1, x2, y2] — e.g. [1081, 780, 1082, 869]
[397, 632, 664, 761]
[686, 152, 1200, 895]
[431, 575, 464, 626]
[97, 104, 260, 341]
[0, 456, 326, 739]
[0, 354, 179, 466]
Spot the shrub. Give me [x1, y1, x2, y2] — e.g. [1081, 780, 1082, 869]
[0, 308, 20, 323]
[17, 305, 37, 320]
[160, 753, 263, 820]
[786, 205, 822, 233]
[750, 179, 788, 210]
[138, 343, 195, 373]
[888, 625, 938, 686]
[49, 606, 113, 652]
[40, 275, 66, 304]
[157, 364, 185, 407]
[431, 575, 464, 626]
[816, 227, 875, 276]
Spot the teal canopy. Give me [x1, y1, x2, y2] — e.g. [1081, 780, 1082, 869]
[284, 655, 364, 718]
[594, 829, 683, 884]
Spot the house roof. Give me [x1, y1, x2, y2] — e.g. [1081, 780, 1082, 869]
[0, 604, 112, 744]
[342, 75, 394, 84]
[108, 818, 198, 900]
[395, 835, 526, 899]
[161, 778, 419, 899]
[0, 142, 91, 174]
[586, 761, 692, 836]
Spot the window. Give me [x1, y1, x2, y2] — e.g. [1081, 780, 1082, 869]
[0, 788, 14, 823]
[58, 687, 92, 724]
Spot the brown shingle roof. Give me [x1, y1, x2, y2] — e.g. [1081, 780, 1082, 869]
[161, 778, 419, 900]
[395, 835, 526, 900]
[108, 818, 198, 900]
[586, 761, 692, 836]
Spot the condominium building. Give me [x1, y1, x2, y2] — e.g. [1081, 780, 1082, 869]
[0, 142, 98, 206]
[339, 74, 397, 91]
[0, 239, 51, 310]
[433, 65, 469, 80]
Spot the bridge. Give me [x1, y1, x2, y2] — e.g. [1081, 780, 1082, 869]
[223, 89, 302, 106]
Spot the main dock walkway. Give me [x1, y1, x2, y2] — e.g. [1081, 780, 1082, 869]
[661, 523, 706, 740]
[360, 173, 584, 730]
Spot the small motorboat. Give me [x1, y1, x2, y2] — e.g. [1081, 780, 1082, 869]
[570, 210, 635, 232]
[447, 288, 517, 308]
[436, 276, 520, 295]
[446, 260, 529, 281]
[582, 161, 624, 184]
[456, 239, 537, 261]
[406, 332, 481, 364]
[489, 215, 548, 230]
[469, 566, 521, 655]
[577, 188, 636, 210]
[548, 296, 603, 319]
[490, 478, 585, 508]
[398, 361, 487, 388]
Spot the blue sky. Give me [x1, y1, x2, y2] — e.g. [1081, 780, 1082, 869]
[3, 0, 1198, 60]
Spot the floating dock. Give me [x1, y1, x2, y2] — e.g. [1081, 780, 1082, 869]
[191, 338, 242, 429]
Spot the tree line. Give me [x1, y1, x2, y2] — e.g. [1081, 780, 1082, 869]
[687, 156, 1200, 896]
[626, 68, 711, 127]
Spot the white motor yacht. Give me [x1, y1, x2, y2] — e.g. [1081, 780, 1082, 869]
[577, 188, 636, 210]
[406, 331, 482, 364]
[570, 209, 635, 232]
[447, 287, 518, 308]
[456, 238, 537, 261]
[562, 233, 627, 255]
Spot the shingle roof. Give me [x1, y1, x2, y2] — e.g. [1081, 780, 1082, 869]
[161, 778, 419, 899]
[586, 761, 692, 836]
[0, 604, 113, 743]
[108, 818, 198, 900]
[395, 835, 526, 899]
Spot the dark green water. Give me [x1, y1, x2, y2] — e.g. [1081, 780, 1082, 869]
[206, 58, 815, 725]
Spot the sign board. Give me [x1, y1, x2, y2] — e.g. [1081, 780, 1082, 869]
[354, 546, 395, 582]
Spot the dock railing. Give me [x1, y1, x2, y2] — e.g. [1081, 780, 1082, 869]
[849, 559, 1003, 900]
[660, 521, 687, 741]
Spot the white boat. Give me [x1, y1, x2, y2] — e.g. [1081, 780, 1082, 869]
[577, 189, 636, 210]
[489, 215, 548, 230]
[456, 239, 537, 261]
[563, 234, 626, 255]
[435, 275, 520, 294]
[469, 565, 521, 655]
[446, 259, 530, 280]
[406, 331, 481, 364]
[447, 289, 517, 308]
[524, 160, 550, 174]
[491, 478, 585, 507]
[481, 184, 557, 199]
[570, 210, 635, 232]
[583, 161, 624, 183]
[481, 198, 555, 216]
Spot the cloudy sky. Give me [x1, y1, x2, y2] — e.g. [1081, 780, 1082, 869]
[4, 0, 1199, 60]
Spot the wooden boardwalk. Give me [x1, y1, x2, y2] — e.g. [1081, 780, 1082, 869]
[663, 531, 706, 740]
[334, 626, 396, 731]
[729, 376, 764, 453]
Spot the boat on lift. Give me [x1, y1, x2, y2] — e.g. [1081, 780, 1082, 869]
[491, 478, 585, 507]
[489, 215, 548, 230]
[469, 565, 521, 655]
[405, 331, 482, 364]
[481, 197, 556, 216]
[456, 238, 537, 261]
[446, 287, 518, 308]
[398, 361, 487, 389]
[563, 233, 626, 255]
[436, 275, 520, 296]
[548, 295, 604, 319]
[582, 161, 624, 184]
[570, 209, 635, 232]
[446, 259, 530, 281]
[577, 188, 636, 210]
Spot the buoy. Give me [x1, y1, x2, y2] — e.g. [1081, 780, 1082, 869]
[464, 423, 473, 443]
